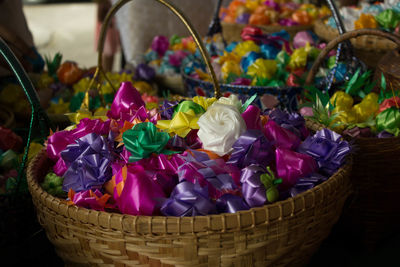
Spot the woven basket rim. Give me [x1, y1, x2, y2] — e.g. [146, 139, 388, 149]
[313, 19, 398, 52]
[27, 146, 352, 235]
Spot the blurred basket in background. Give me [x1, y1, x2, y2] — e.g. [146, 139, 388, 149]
[222, 21, 312, 43]
[313, 19, 398, 68]
[306, 28, 400, 251]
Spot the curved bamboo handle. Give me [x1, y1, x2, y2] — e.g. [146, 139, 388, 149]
[305, 28, 400, 85]
[95, 0, 221, 98]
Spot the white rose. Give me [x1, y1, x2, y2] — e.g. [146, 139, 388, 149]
[216, 94, 242, 111]
[197, 103, 247, 156]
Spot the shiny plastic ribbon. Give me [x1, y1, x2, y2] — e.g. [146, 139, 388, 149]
[298, 129, 350, 175]
[241, 105, 262, 130]
[41, 172, 64, 197]
[264, 120, 301, 150]
[68, 189, 113, 211]
[192, 96, 217, 111]
[215, 194, 250, 213]
[157, 110, 200, 138]
[197, 103, 247, 156]
[275, 147, 317, 188]
[240, 164, 267, 207]
[247, 58, 277, 79]
[160, 100, 178, 120]
[160, 181, 216, 216]
[376, 107, 400, 136]
[107, 82, 145, 120]
[227, 130, 274, 169]
[123, 122, 178, 162]
[267, 109, 308, 139]
[290, 173, 327, 197]
[113, 164, 166, 216]
[61, 133, 113, 192]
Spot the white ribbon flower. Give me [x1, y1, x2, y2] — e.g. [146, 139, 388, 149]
[216, 94, 242, 111]
[197, 103, 247, 156]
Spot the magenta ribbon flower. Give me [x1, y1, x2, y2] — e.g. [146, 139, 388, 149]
[160, 181, 217, 216]
[227, 129, 274, 169]
[61, 133, 113, 193]
[297, 129, 351, 175]
[275, 147, 317, 188]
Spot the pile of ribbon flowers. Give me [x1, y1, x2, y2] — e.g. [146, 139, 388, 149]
[43, 81, 351, 216]
[221, 0, 330, 27]
[325, 1, 400, 33]
[184, 27, 335, 88]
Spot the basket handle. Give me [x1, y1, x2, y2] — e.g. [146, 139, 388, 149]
[305, 28, 400, 85]
[0, 37, 54, 194]
[90, 0, 221, 101]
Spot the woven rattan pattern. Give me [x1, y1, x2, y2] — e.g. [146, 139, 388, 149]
[27, 148, 352, 267]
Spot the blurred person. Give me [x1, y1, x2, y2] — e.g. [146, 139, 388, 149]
[95, 0, 120, 72]
[110, 0, 218, 68]
[0, 0, 44, 77]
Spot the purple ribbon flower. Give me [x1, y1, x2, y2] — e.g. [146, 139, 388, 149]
[290, 173, 327, 197]
[160, 100, 178, 120]
[240, 165, 268, 207]
[266, 109, 308, 139]
[61, 133, 113, 192]
[160, 181, 217, 216]
[227, 130, 274, 169]
[134, 63, 156, 81]
[216, 194, 250, 214]
[177, 151, 238, 200]
[297, 129, 351, 176]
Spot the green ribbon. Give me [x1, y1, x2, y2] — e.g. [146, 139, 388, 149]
[41, 172, 65, 197]
[376, 107, 400, 136]
[173, 100, 205, 118]
[260, 166, 283, 203]
[123, 122, 179, 162]
[240, 94, 257, 113]
[376, 10, 400, 30]
[0, 37, 53, 198]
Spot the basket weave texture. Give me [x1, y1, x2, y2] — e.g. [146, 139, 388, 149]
[27, 148, 352, 267]
[222, 22, 312, 43]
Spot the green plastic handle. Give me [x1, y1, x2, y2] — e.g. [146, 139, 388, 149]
[0, 37, 54, 195]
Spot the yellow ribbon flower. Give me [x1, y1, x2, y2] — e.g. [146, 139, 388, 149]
[221, 60, 242, 80]
[67, 107, 109, 125]
[219, 51, 241, 66]
[233, 40, 260, 58]
[47, 99, 70, 114]
[247, 58, 277, 79]
[288, 47, 307, 70]
[156, 109, 200, 138]
[192, 96, 217, 111]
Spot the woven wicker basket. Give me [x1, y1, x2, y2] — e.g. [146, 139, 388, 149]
[222, 22, 312, 43]
[27, 149, 352, 266]
[26, 0, 353, 266]
[306, 28, 400, 251]
[313, 19, 399, 68]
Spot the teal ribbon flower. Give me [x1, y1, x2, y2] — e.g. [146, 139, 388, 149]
[123, 122, 178, 162]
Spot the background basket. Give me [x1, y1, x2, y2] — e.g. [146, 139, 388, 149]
[313, 19, 399, 68]
[306, 28, 400, 251]
[222, 22, 312, 43]
[182, 71, 302, 112]
[26, 0, 352, 266]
